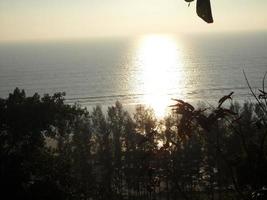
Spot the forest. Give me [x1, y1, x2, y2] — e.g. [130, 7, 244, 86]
[0, 85, 267, 200]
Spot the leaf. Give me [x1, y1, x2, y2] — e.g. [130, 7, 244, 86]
[185, 0, 194, 7]
[218, 92, 234, 108]
[258, 89, 267, 99]
[171, 99, 194, 111]
[259, 89, 267, 95]
[196, 0, 213, 23]
[184, 102, 195, 111]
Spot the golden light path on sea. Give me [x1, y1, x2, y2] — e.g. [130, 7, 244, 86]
[133, 34, 186, 118]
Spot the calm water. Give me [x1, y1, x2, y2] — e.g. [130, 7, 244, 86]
[0, 32, 266, 116]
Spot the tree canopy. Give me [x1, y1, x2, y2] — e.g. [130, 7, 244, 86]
[1, 87, 267, 199]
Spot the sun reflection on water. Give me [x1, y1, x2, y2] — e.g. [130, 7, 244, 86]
[133, 34, 185, 118]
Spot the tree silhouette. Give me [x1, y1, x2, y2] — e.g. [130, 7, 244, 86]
[1, 86, 267, 199]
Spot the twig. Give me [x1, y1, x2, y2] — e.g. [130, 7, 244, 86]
[262, 71, 267, 106]
[244, 70, 267, 186]
[243, 70, 266, 114]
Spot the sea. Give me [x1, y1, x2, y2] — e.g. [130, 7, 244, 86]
[0, 32, 266, 116]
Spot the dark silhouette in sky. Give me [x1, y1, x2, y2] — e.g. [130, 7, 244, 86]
[185, 0, 214, 23]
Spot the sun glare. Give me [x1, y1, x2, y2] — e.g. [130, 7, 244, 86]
[133, 34, 185, 118]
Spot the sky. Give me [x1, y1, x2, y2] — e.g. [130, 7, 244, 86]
[0, 0, 267, 41]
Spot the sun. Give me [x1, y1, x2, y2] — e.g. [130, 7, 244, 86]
[133, 34, 185, 118]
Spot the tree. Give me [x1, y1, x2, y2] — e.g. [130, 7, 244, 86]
[0, 88, 90, 199]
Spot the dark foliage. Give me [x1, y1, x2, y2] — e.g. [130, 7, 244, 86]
[0, 87, 266, 200]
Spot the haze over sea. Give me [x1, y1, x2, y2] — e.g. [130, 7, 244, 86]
[0, 32, 266, 116]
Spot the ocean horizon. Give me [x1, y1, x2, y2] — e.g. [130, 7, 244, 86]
[0, 32, 266, 116]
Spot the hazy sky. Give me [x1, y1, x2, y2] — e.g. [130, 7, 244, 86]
[0, 0, 267, 41]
